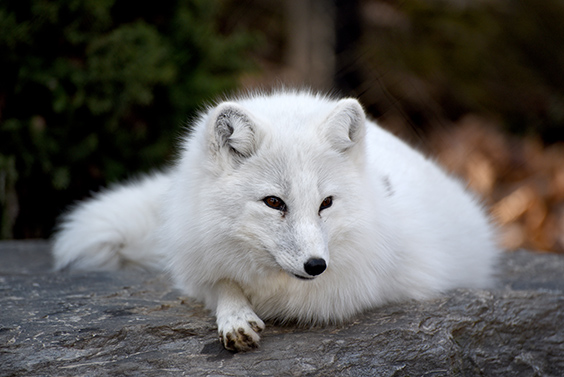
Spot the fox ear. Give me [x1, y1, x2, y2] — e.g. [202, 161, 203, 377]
[209, 102, 262, 159]
[322, 98, 366, 152]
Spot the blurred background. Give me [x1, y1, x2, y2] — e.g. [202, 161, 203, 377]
[1, 0, 563, 253]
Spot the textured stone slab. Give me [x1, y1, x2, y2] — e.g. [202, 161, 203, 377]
[1, 241, 563, 376]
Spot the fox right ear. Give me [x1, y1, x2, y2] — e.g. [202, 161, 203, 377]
[322, 98, 366, 153]
[208, 102, 262, 161]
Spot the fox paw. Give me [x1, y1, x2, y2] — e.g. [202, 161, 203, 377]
[217, 311, 265, 352]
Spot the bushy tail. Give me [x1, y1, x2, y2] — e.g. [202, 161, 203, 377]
[52, 172, 171, 271]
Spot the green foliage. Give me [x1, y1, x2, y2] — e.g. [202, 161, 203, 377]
[364, 0, 564, 140]
[0, 0, 257, 238]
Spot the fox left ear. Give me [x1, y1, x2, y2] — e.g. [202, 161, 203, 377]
[322, 98, 366, 153]
[208, 102, 263, 161]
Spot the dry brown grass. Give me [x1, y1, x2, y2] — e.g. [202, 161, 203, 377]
[428, 115, 564, 253]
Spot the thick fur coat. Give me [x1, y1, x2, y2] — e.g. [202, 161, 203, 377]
[53, 90, 499, 351]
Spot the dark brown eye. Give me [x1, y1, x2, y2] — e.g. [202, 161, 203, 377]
[263, 196, 287, 211]
[319, 196, 333, 212]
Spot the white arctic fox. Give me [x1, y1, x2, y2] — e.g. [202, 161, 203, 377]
[53, 90, 499, 351]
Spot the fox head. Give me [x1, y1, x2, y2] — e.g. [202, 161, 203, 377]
[199, 94, 367, 281]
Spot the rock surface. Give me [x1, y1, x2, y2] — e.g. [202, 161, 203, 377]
[1, 240, 563, 376]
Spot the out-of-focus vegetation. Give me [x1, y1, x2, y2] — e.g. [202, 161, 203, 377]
[0, 0, 257, 238]
[357, 0, 564, 142]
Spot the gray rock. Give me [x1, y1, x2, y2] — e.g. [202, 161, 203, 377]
[1, 240, 563, 376]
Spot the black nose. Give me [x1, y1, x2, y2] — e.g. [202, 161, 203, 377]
[304, 258, 327, 276]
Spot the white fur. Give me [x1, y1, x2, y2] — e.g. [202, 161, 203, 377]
[52, 90, 499, 351]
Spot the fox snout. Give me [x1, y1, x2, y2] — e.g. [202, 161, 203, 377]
[291, 257, 328, 280]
